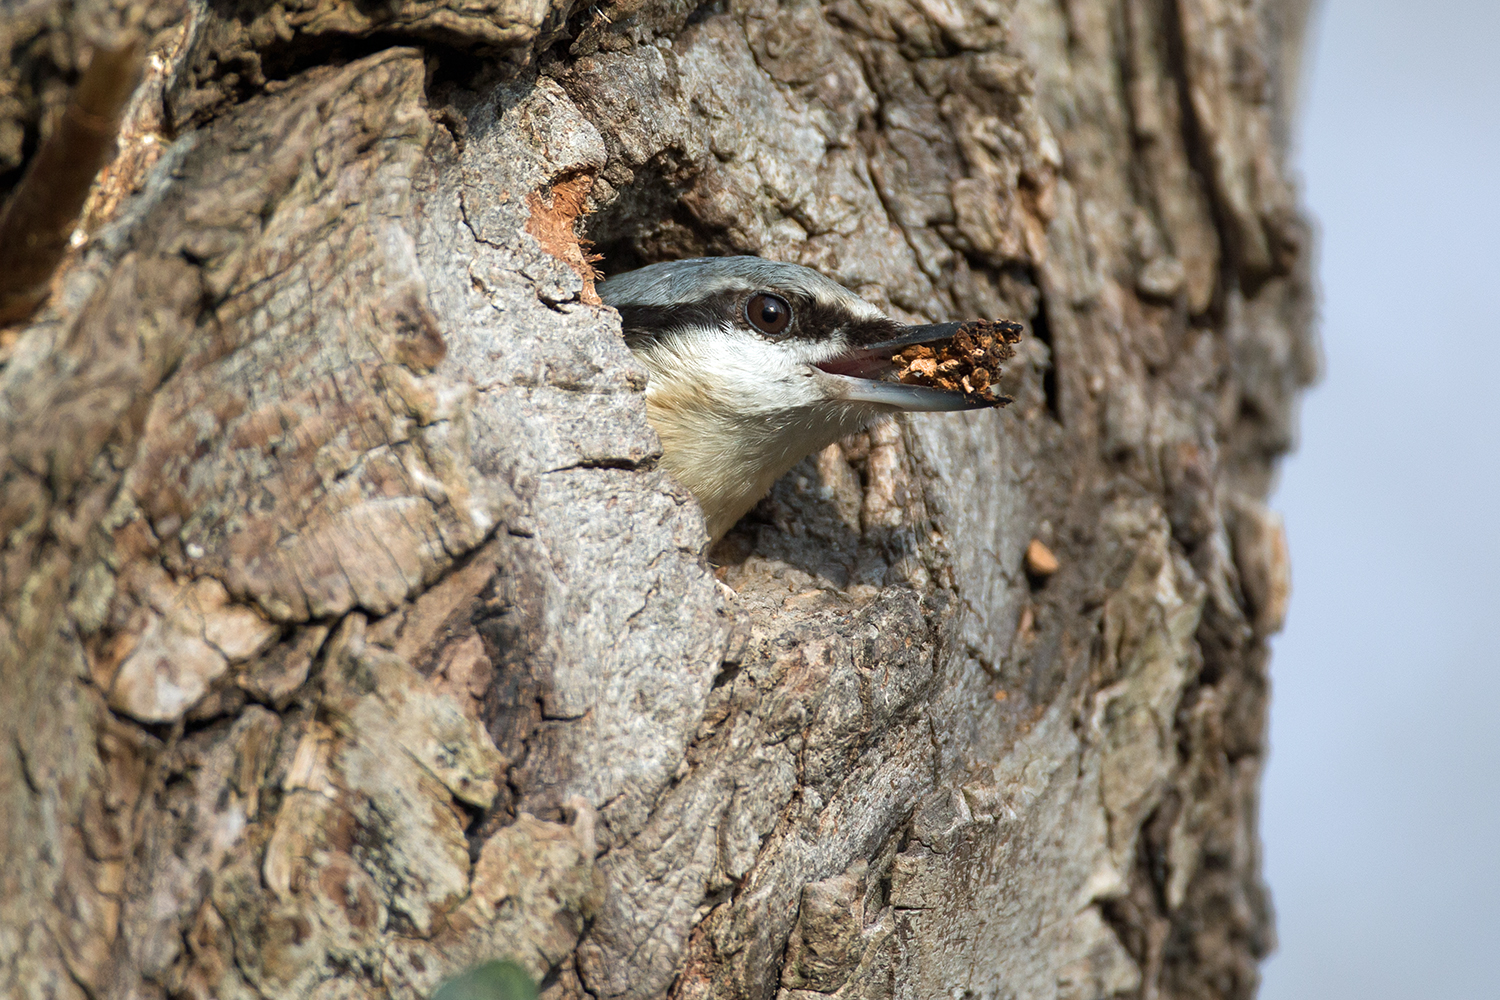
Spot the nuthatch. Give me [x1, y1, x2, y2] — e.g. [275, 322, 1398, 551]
[599, 257, 1005, 542]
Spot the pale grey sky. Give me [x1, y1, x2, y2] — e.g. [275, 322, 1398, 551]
[1260, 1, 1500, 997]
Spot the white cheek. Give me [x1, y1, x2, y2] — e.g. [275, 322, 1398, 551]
[648, 330, 823, 414]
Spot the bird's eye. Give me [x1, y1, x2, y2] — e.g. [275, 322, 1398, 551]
[745, 293, 792, 337]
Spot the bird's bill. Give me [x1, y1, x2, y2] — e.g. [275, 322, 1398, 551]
[813, 321, 995, 412]
[863, 321, 969, 350]
[824, 375, 991, 411]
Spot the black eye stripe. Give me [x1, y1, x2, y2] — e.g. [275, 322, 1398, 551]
[613, 289, 905, 347]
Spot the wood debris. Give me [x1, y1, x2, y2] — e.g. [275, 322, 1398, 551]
[891, 319, 1024, 407]
[1024, 538, 1059, 577]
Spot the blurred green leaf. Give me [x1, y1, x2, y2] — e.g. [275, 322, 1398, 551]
[430, 960, 538, 1000]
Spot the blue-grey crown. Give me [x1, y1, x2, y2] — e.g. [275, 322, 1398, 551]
[597, 257, 868, 311]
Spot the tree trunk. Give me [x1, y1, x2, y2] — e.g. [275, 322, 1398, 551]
[0, 0, 1316, 998]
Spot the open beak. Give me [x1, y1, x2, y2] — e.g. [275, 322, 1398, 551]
[812, 322, 992, 412]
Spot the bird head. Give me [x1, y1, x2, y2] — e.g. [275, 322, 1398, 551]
[598, 257, 1007, 542]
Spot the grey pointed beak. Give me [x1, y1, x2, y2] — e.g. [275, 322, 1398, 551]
[863, 322, 968, 351]
[813, 322, 997, 412]
[834, 376, 992, 411]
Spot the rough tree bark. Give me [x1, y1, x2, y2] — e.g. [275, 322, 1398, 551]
[0, 0, 1315, 998]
